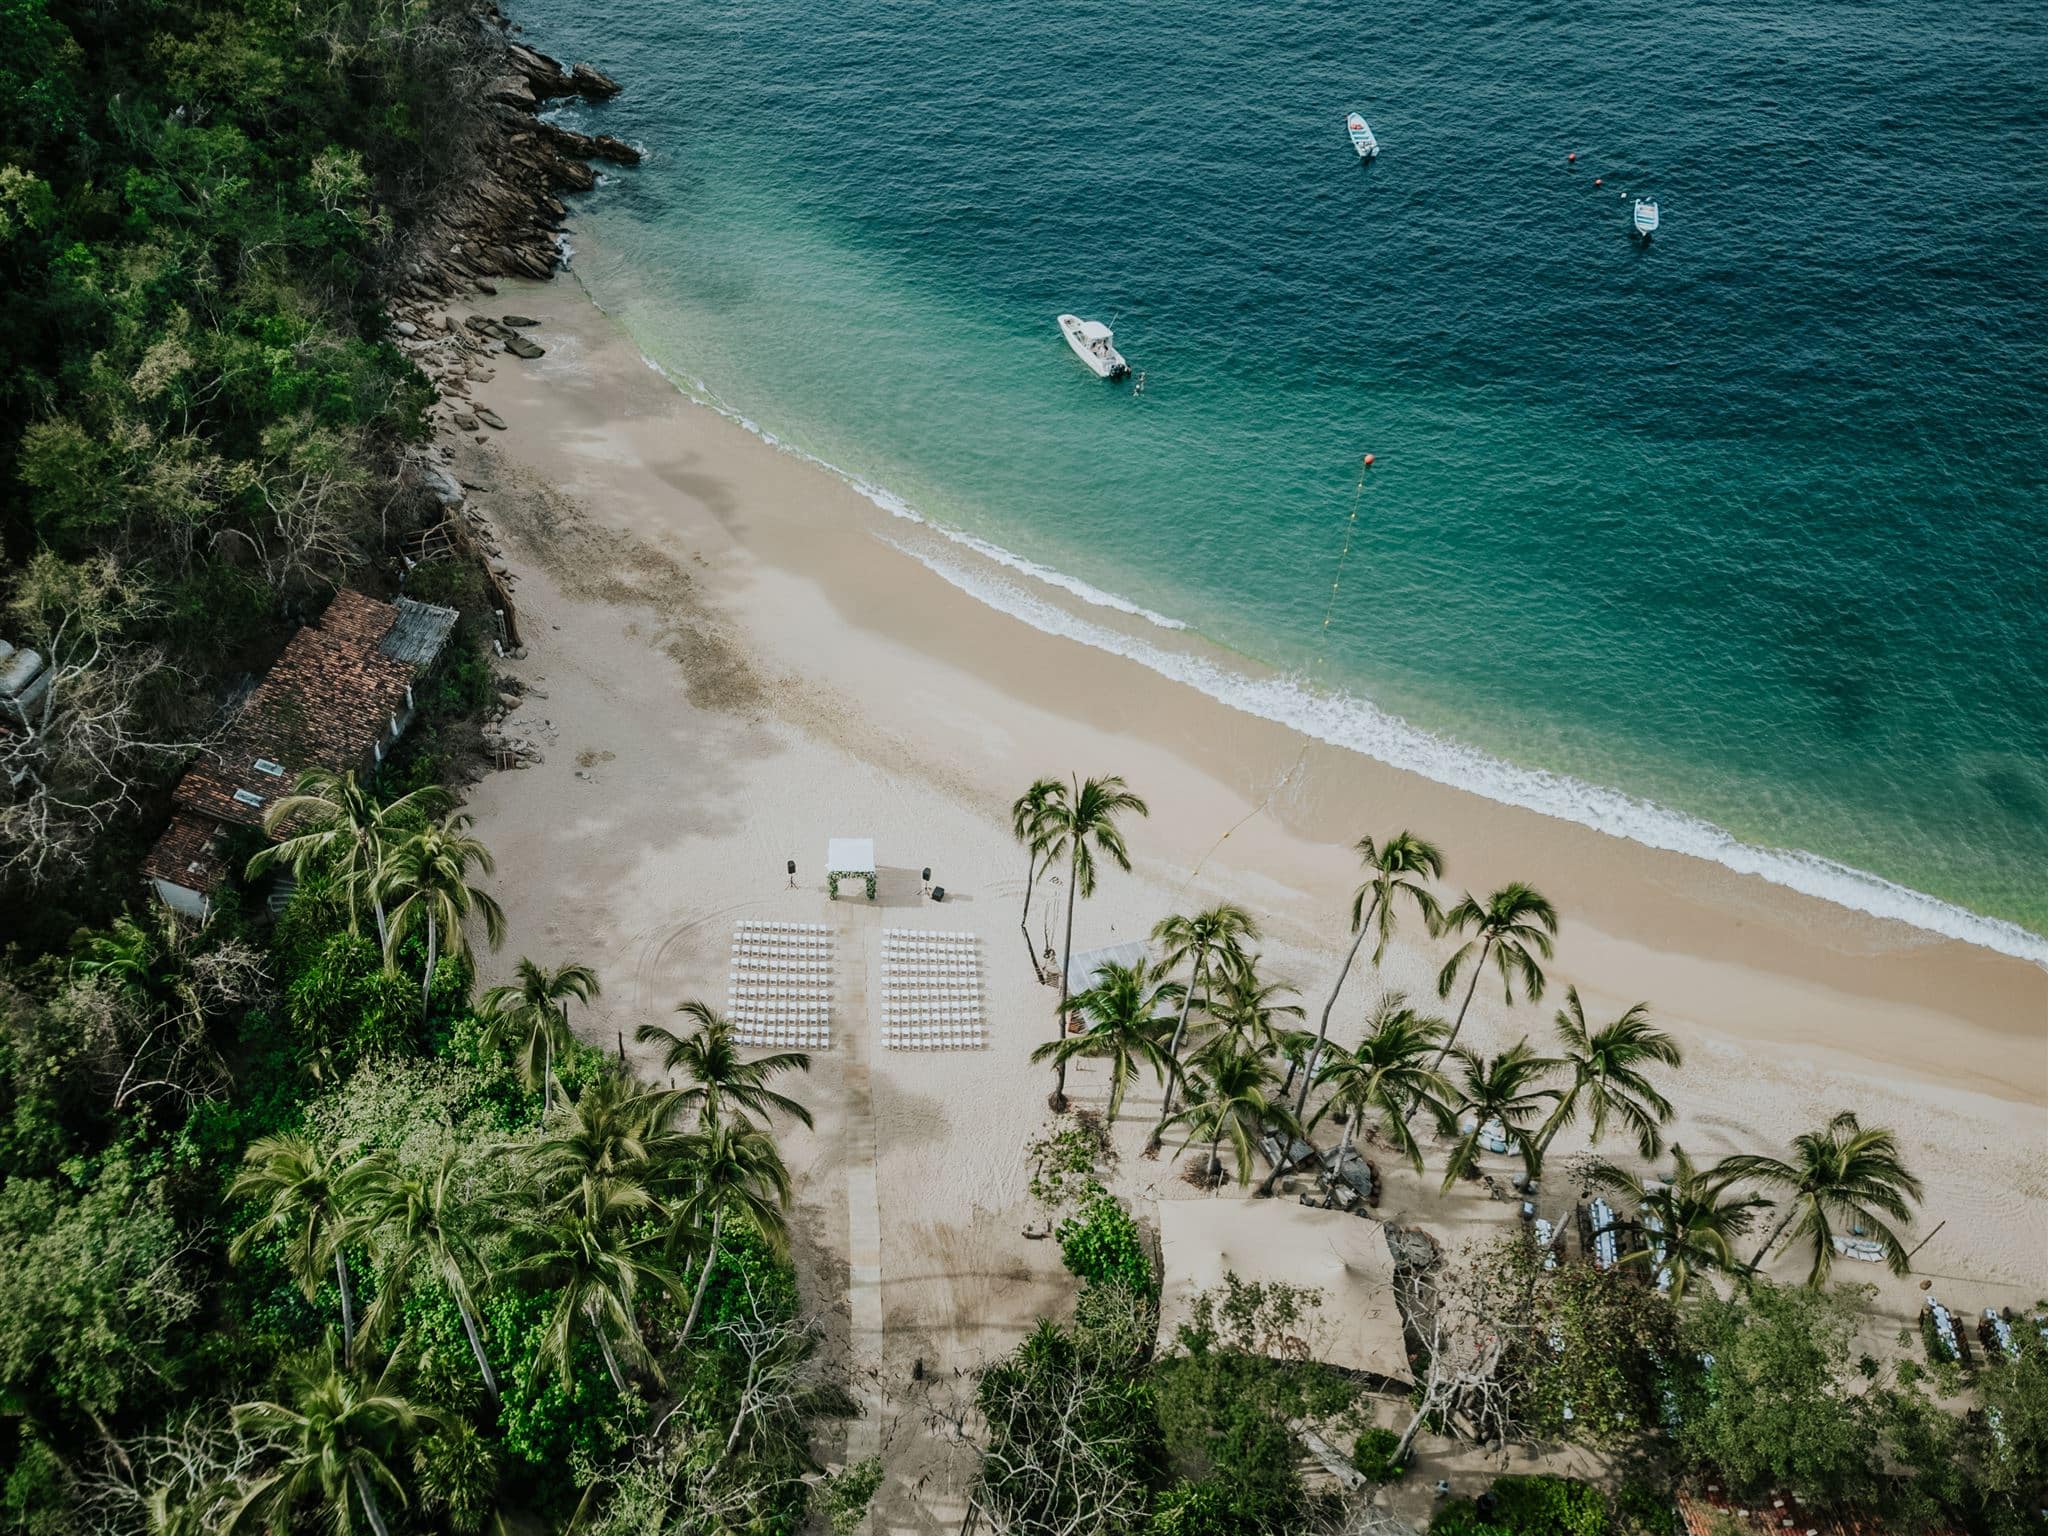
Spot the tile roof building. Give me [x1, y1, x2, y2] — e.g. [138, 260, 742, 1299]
[1676, 1483, 1960, 1536]
[143, 591, 458, 919]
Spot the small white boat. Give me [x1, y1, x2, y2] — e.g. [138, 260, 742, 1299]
[1057, 313, 1128, 379]
[1345, 111, 1379, 160]
[1632, 198, 1660, 239]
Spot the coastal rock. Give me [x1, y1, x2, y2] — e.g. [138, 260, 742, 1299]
[502, 314, 539, 327]
[569, 62, 622, 99]
[503, 335, 545, 360]
[475, 407, 507, 430]
[393, 319, 418, 337]
[451, 412, 480, 432]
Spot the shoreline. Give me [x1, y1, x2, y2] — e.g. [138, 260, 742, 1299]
[616, 291, 2048, 970]
[447, 265, 2046, 1240]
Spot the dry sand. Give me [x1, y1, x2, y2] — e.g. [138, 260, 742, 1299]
[444, 271, 2048, 1528]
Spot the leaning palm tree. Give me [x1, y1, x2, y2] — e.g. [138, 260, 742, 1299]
[637, 999, 813, 1130]
[1147, 904, 1260, 1147]
[1030, 960, 1178, 1123]
[1165, 1045, 1300, 1189]
[375, 812, 506, 1011]
[1534, 988, 1681, 1160]
[1299, 832, 1445, 1122]
[247, 769, 450, 950]
[1010, 776, 1067, 979]
[1439, 1040, 1563, 1191]
[480, 957, 601, 1113]
[1719, 1111, 1925, 1285]
[1306, 995, 1452, 1179]
[351, 1152, 501, 1402]
[512, 1183, 682, 1395]
[1430, 881, 1559, 1068]
[224, 1339, 436, 1536]
[666, 1117, 795, 1344]
[1039, 774, 1150, 1109]
[1590, 1146, 1766, 1302]
[230, 1135, 377, 1361]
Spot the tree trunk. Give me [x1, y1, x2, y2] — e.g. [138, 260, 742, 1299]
[1748, 1201, 1799, 1273]
[353, 1463, 393, 1536]
[1296, 895, 1381, 1123]
[335, 1249, 357, 1365]
[1018, 847, 1040, 980]
[1392, 1391, 1432, 1466]
[1429, 936, 1494, 1070]
[421, 911, 439, 1014]
[455, 1292, 500, 1402]
[594, 1318, 629, 1396]
[542, 1021, 554, 1115]
[371, 892, 389, 954]
[1323, 1105, 1360, 1207]
[680, 1208, 725, 1344]
[1053, 846, 1080, 1110]
[1206, 1135, 1222, 1183]
[1148, 943, 1208, 1150]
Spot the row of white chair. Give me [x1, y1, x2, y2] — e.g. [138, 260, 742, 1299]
[736, 1030, 831, 1048]
[739, 922, 830, 934]
[884, 1027, 985, 1049]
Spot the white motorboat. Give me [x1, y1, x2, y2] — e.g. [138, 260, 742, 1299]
[1345, 111, 1379, 160]
[1632, 198, 1660, 240]
[1057, 313, 1129, 379]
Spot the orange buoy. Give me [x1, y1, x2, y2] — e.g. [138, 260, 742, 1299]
[1362, 454, 1376, 467]
[1594, 177, 1603, 187]
[1568, 152, 1577, 162]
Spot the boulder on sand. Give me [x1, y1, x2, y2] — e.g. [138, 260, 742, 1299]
[475, 407, 507, 431]
[503, 335, 545, 359]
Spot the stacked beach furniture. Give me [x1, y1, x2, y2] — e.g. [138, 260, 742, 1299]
[880, 929, 984, 1048]
[728, 922, 834, 1048]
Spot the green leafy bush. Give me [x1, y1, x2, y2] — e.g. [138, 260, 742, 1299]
[1351, 1425, 1407, 1483]
[1057, 1193, 1152, 1293]
[817, 1457, 884, 1536]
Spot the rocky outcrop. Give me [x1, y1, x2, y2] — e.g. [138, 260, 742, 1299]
[380, 14, 637, 432]
[391, 16, 638, 307]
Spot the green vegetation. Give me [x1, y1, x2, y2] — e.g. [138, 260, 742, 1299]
[1431, 1474, 1675, 1536]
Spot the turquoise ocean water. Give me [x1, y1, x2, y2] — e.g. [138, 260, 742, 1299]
[520, 0, 2048, 957]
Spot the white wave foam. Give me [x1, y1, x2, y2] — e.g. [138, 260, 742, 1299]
[619, 338, 2047, 966]
[883, 539, 2048, 969]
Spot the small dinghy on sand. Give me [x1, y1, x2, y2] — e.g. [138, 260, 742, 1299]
[1345, 112, 1379, 160]
[1632, 198, 1660, 240]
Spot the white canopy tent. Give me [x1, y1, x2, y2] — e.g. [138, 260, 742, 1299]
[1156, 1199, 1411, 1383]
[826, 836, 876, 900]
[1064, 940, 1150, 993]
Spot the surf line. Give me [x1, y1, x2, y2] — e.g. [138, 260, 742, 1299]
[1175, 452, 1376, 894]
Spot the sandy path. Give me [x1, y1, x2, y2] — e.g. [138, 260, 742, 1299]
[441, 271, 2048, 1521]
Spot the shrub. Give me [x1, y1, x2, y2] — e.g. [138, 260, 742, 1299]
[1145, 1479, 1235, 1536]
[1056, 1194, 1151, 1294]
[1351, 1425, 1406, 1483]
[1429, 1475, 1617, 1536]
[817, 1458, 884, 1536]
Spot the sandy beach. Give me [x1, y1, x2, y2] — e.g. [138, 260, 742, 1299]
[446, 268, 2047, 1525]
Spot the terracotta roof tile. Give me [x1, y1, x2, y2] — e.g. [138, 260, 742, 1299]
[141, 809, 232, 894]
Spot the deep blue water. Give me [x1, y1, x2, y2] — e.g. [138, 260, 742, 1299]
[517, 0, 2048, 954]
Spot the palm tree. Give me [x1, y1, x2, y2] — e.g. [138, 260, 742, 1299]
[1719, 1111, 1925, 1285]
[480, 957, 601, 1113]
[225, 1340, 436, 1536]
[636, 1000, 813, 1130]
[230, 1135, 376, 1360]
[1030, 960, 1178, 1123]
[376, 812, 506, 1012]
[1010, 777, 1067, 979]
[1430, 882, 1559, 1068]
[1198, 958, 1304, 1065]
[1147, 905, 1261, 1143]
[1165, 1045, 1300, 1189]
[512, 1183, 682, 1395]
[1534, 989, 1680, 1160]
[1039, 774, 1150, 1109]
[247, 769, 450, 950]
[1299, 832, 1444, 1122]
[1439, 1040, 1563, 1191]
[1590, 1146, 1766, 1302]
[527, 1070, 660, 1219]
[352, 1152, 500, 1402]
[1306, 995, 1452, 1179]
[666, 1118, 795, 1344]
